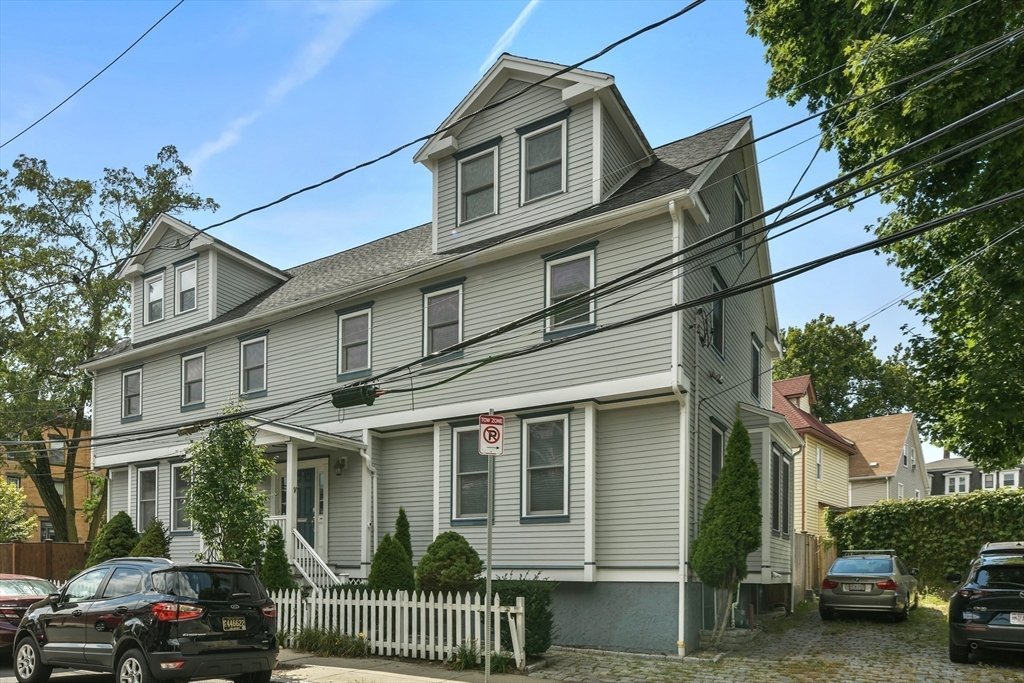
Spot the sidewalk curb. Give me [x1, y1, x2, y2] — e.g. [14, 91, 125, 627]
[547, 645, 722, 664]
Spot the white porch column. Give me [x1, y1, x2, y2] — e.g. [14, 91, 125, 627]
[285, 440, 298, 562]
[360, 429, 373, 578]
[583, 403, 596, 582]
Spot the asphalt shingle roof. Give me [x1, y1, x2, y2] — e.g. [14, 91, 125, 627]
[829, 413, 915, 478]
[772, 385, 857, 455]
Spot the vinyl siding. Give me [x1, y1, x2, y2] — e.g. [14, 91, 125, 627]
[112, 460, 200, 563]
[437, 410, 585, 569]
[890, 423, 929, 500]
[796, 435, 850, 536]
[436, 80, 595, 252]
[601, 108, 640, 197]
[216, 254, 280, 317]
[374, 431, 434, 564]
[595, 402, 679, 568]
[850, 478, 888, 507]
[745, 430, 764, 576]
[133, 230, 209, 344]
[326, 450, 362, 569]
[108, 468, 129, 518]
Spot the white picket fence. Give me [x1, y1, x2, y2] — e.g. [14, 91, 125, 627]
[270, 588, 526, 670]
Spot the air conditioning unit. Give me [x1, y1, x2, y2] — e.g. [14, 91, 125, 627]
[912, 463, 917, 471]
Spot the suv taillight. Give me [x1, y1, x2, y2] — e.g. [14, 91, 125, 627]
[260, 603, 276, 619]
[152, 602, 204, 622]
[821, 579, 839, 589]
[875, 579, 899, 591]
[958, 589, 991, 599]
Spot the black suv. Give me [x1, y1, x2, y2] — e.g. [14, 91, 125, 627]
[12, 558, 278, 683]
[946, 541, 1024, 663]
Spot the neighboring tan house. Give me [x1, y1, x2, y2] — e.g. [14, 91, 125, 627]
[3, 427, 102, 541]
[926, 454, 1023, 496]
[828, 413, 931, 506]
[772, 376, 857, 537]
[82, 55, 799, 655]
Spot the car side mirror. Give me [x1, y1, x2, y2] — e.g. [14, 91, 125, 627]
[910, 568, 919, 576]
[945, 572, 961, 584]
[48, 592, 61, 605]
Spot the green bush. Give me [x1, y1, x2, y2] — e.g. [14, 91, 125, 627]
[292, 627, 369, 657]
[825, 489, 1024, 593]
[416, 531, 482, 596]
[395, 507, 413, 563]
[368, 534, 415, 595]
[261, 525, 297, 592]
[130, 518, 171, 558]
[494, 575, 556, 658]
[86, 511, 140, 567]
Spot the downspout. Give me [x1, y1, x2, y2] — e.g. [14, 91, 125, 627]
[360, 438, 377, 557]
[669, 198, 689, 657]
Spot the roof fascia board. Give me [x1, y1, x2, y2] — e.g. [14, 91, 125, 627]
[850, 474, 893, 481]
[800, 428, 857, 456]
[85, 189, 696, 371]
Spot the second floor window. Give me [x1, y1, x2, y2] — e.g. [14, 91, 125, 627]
[176, 262, 197, 314]
[454, 428, 486, 520]
[816, 446, 823, 481]
[181, 353, 204, 406]
[122, 369, 142, 419]
[546, 252, 594, 331]
[339, 310, 371, 373]
[522, 122, 565, 203]
[48, 437, 65, 465]
[750, 337, 762, 401]
[240, 338, 266, 394]
[459, 150, 497, 223]
[711, 269, 725, 356]
[733, 177, 746, 260]
[425, 287, 462, 355]
[144, 274, 164, 324]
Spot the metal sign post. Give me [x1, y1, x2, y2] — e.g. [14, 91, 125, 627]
[479, 410, 503, 682]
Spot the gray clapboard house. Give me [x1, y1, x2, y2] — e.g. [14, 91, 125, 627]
[84, 55, 800, 655]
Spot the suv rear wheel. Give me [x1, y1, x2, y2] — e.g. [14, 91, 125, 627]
[118, 649, 155, 683]
[949, 639, 971, 664]
[14, 637, 52, 683]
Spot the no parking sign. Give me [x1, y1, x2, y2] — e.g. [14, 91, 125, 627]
[478, 414, 504, 456]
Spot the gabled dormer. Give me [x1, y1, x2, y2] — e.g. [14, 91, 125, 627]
[415, 55, 654, 253]
[117, 214, 290, 344]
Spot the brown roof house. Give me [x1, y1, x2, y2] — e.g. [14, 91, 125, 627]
[827, 413, 931, 506]
[773, 376, 858, 536]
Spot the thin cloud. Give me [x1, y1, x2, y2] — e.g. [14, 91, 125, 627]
[479, 0, 540, 73]
[190, 1, 382, 168]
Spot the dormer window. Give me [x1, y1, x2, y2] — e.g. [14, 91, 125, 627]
[458, 148, 498, 223]
[521, 119, 566, 203]
[144, 273, 164, 324]
[175, 261, 197, 314]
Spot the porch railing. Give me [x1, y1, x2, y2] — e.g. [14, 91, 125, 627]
[267, 515, 287, 533]
[292, 528, 344, 594]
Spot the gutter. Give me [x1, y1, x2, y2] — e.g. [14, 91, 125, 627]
[669, 198, 689, 658]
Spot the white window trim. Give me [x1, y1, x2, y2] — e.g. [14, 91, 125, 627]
[457, 147, 498, 225]
[239, 337, 268, 395]
[982, 471, 998, 490]
[914, 489, 921, 500]
[170, 462, 192, 532]
[750, 338, 761, 402]
[944, 471, 969, 494]
[423, 285, 463, 356]
[122, 369, 143, 419]
[338, 309, 372, 374]
[711, 269, 726, 357]
[181, 352, 205, 406]
[545, 251, 595, 332]
[816, 446, 823, 481]
[520, 119, 568, 205]
[898, 482, 904, 500]
[143, 273, 164, 324]
[1000, 469, 1020, 489]
[902, 445, 908, 468]
[452, 425, 486, 521]
[174, 262, 198, 316]
[136, 466, 158, 529]
[521, 414, 570, 518]
[710, 422, 725, 487]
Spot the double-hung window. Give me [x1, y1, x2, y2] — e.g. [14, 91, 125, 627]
[1001, 470, 1020, 489]
[983, 472, 997, 490]
[711, 269, 725, 356]
[945, 473, 968, 494]
[522, 415, 569, 520]
[521, 119, 566, 203]
[338, 308, 371, 375]
[546, 250, 594, 332]
[171, 463, 190, 531]
[144, 273, 164, 324]
[710, 422, 724, 487]
[137, 467, 157, 530]
[898, 482, 905, 500]
[458, 149, 497, 223]
[750, 336, 762, 402]
[48, 437, 65, 465]
[122, 369, 142, 419]
[240, 337, 267, 395]
[181, 352, 204, 408]
[816, 446, 823, 481]
[771, 444, 790, 534]
[781, 456, 790, 535]
[424, 286, 462, 356]
[453, 427, 487, 520]
[914, 489, 921, 500]
[733, 177, 746, 260]
[175, 262, 197, 314]
[902, 445, 908, 468]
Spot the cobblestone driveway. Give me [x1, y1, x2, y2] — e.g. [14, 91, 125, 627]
[530, 598, 1024, 683]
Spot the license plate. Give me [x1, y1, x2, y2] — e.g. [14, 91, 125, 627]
[222, 617, 246, 631]
[847, 583, 865, 591]
[1011, 613, 1024, 626]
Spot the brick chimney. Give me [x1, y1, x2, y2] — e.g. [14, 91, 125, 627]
[943, 449, 950, 459]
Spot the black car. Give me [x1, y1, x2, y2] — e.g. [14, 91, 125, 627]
[946, 541, 1024, 664]
[12, 557, 278, 683]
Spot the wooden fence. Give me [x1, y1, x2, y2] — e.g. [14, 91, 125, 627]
[0, 542, 90, 581]
[270, 588, 526, 670]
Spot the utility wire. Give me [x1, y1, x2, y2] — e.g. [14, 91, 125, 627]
[0, 0, 185, 149]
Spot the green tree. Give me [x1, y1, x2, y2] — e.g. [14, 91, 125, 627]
[773, 314, 916, 423]
[0, 147, 217, 541]
[746, 0, 1024, 471]
[394, 507, 413, 563]
[367, 533, 415, 595]
[131, 518, 171, 558]
[261, 525, 297, 593]
[416, 531, 483, 596]
[0, 477, 35, 542]
[82, 472, 107, 542]
[183, 403, 274, 568]
[86, 510, 140, 566]
[691, 414, 760, 649]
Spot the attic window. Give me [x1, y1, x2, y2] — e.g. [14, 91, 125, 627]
[176, 261, 197, 315]
[458, 149, 497, 223]
[521, 120, 566, 203]
[733, 176, 747, 261]
[144, 273, 164, 324]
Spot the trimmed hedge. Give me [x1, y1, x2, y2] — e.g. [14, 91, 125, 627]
[825, 488, 1024, 592]
[416, 531, 483, 595]
[368, 534, 415, 595]
[494, 577, 556, 658]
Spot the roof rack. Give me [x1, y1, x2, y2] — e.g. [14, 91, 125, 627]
[979, 541, 1024, 555]
[841, 549, 896, 556]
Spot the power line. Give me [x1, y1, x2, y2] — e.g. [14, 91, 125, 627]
[0, 0, 186, 150]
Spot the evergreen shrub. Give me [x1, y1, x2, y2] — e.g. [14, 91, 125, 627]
[416, 531, 482, 596]
[261, 525, 297, 592]
[86, 511, 140, 567]
[130, 518, 171, 558]
[494, 575, 557, 658]
[367, 533, 415, 595]
[395, 507, 413, 563]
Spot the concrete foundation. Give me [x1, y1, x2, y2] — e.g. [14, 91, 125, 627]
[550, 581, 679, 654]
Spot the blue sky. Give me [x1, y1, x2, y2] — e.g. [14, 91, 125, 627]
[0, 1, 943, 459]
